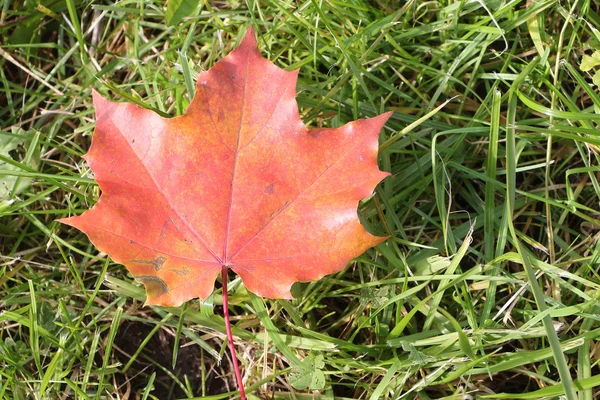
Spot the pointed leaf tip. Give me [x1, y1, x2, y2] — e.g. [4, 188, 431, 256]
[91, 89, 105, 106]
[243, 26, 256, 45]
[235, 26, 258, 56]
[91, 90, 114, 120]
[371, 110, 393, 126]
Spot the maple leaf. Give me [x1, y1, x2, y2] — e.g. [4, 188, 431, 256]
[60, 28, 391, 307]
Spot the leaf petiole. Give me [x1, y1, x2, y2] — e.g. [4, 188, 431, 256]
[222, 266, 247, 400]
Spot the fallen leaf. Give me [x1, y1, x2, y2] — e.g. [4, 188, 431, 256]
[0, 128, 40, 211]
[60, 28, 391, 306]
[165, 0, 200, 27]
[290, 353, 326, 390]
[594, 70, 600, 87]
[580, 50, 600, 72]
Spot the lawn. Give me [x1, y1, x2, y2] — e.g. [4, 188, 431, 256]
[2, 0, 600, 399]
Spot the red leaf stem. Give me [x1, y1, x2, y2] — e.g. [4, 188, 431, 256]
[222, 266, 246, 400]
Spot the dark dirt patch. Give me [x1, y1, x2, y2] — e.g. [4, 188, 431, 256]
[112, 319, 234, 398]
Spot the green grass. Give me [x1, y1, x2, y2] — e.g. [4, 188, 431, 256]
[2, 0, 600, 398]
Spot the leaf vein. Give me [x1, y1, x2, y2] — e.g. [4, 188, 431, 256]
[230, 129, 370, 261]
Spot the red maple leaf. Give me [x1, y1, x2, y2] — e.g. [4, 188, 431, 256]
[60, 28, 391, 307]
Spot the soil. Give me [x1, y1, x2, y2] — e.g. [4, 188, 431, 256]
[112, 319, 234, 399]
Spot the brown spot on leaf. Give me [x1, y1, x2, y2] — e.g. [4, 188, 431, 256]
[132, 256, 167, 271]
[136, 275, 169, 297]
[171, 266, 190, 276]
[264, 183, 274, 194]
